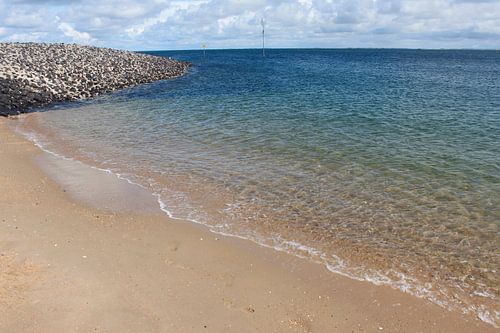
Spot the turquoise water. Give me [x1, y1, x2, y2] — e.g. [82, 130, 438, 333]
[19, 49, 500, 325]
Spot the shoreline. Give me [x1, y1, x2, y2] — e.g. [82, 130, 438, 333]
[0, 117, 495, 332]
[16, 109, 500, 328]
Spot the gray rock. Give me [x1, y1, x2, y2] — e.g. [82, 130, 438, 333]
[0, 42, 191, 116]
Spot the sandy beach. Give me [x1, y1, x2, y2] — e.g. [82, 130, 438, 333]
[0, 117, 495, 332]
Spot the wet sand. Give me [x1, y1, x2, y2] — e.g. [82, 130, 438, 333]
[0, 117, 494, 332]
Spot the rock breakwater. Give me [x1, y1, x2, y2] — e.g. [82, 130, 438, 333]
[0, 43, 190, 116]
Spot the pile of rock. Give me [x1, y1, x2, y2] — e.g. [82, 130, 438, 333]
[0, 43, 191, 116]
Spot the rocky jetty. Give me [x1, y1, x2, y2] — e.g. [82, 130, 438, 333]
[0, 43, 191, 116]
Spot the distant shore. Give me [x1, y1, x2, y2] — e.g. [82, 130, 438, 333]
[0, 43, 190, 116]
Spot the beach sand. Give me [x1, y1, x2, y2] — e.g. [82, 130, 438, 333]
[0, 117, 494, 333]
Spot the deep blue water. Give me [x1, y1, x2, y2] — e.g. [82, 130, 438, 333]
[22, 49, 500, 324]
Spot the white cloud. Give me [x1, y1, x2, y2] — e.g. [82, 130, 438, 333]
[125, 1, 206, 36]
[0, 0, 499, 49]
[58, 22, 94, 44]
[4, 32, 47, 42]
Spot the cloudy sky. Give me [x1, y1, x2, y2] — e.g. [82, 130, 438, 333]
[0, 0, 499, 50]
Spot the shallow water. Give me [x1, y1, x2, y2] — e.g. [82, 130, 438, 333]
[16, 49, 500, 325]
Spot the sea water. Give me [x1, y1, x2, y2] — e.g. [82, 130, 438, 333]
[16, 49, 500, 325]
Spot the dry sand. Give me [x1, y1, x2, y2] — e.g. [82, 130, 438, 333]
[0, 117, 495, 333]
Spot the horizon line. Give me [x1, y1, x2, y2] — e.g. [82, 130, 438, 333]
[139, 46, 500, 52]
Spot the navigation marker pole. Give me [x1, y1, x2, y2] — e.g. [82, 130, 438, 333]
[261, 18, 266, 57]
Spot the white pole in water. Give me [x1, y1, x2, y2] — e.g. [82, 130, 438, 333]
[202, 43, 206, 58]
[261, 18, 265, 57]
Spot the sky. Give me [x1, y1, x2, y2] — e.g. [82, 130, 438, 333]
[0, 0, 499, 50]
